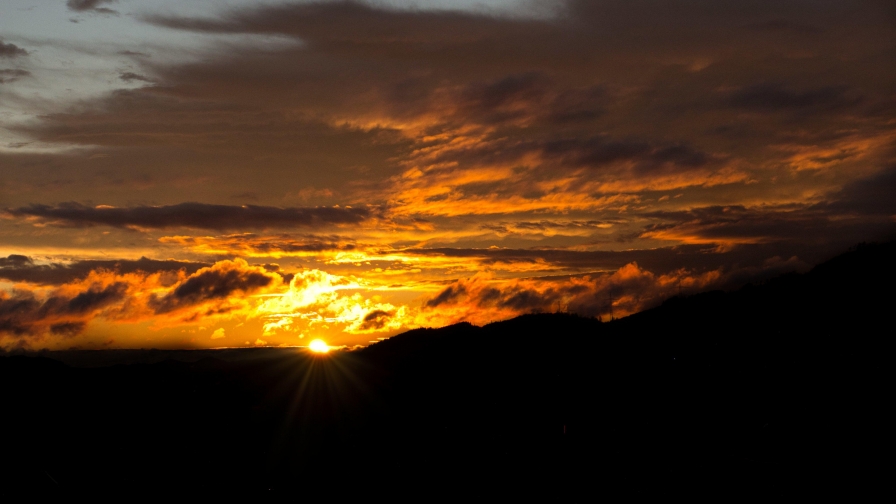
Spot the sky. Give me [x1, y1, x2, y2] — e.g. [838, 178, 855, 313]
[1, 0, 894, 350]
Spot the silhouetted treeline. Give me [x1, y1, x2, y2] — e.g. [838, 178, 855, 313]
[1, 242, 893, 499]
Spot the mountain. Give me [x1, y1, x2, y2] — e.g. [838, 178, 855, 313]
[1, 242, 893, 499]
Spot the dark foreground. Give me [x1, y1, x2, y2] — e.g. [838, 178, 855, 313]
[2, 243, 894, 499]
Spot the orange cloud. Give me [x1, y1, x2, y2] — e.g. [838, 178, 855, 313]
[148, 259, 281, 315]
[0, 258, 284, 348]
[254, 269, 410, 338]
[416, 264, 724, 328]
[159, 233, 363, 258]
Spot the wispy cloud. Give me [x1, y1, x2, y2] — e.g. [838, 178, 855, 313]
[66, 0, 118, 15]
[5, 202, 372, 230]
[0, 40, 28, 58]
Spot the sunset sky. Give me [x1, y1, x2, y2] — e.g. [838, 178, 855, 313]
[1, 0, 894, 350]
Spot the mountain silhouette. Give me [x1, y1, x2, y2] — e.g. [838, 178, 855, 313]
[1, 242, 893, 499]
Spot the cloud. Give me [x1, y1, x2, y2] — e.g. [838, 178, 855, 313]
[0, 254, 33, 267]
[642, 176, 896, 249]
[0, 258, 289, 344]
[118, 50, 149, 57]
[447, 72, 608, 126]
[479, 220, 612, 237]
[424, 283, 467, 308]
[0, 254, 417, 347]
[417, 263, 720, 325]
[403, 133, 718, 180]
[58, 282, 129, 314]
[211, 328, 225, 339]
[159, 233, 361, 257]
[640, 205, 829, 246]
[1, 0, 894, 350]
[119, 72, 153, 83]
[726, 83, 862, 111]
[0, 282, 128, 337]
[0, 69, 31, 84]
[813, 166, 896, 218]
[7, 0, 886, 226]
[5, 202, 372, 230]
[66, 0, 118, 15]
[141, 1, 542, 43]
[358, 309, 394, 331]
[540, 136, 714, 173]
[149, 259, 279, 314]
[416, 250, 819, 327]
[0, 40, 28, 58]
[404, 244, 724, 276]
[0, 255, 209, 285]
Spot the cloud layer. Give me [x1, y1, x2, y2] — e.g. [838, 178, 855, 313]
[0, 0, 893, 348]
[6, 202, 372, 230]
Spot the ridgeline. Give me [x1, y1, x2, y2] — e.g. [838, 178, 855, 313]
[2, 242, 893, 499]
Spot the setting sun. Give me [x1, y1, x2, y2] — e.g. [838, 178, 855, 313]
[308, 339, 330, 353]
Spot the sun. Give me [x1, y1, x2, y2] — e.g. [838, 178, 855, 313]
[308, 339, 330, 353]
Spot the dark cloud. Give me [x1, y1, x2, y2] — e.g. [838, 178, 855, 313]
[814, 166, 896, 217]
[407, 244, 725, 275]
[5, 202, 372, 230]
[0, 258, 292, 341]
[462, 73, 546, 111]
[451, 73, 608, 126]
[142, 1, 543, 44]
[405, 237, 888, 292]
[159, 233, 360, 255]
[498, 287, 558, 312]
[420, 251, 821, 323]
[0, 69, 31, 84]
[424, 284, 468, 308]
[45, 282, 128, 315]
[6, 95, 411, 204]
[543, 86, 608, 124]
[50, 321, 86, 336]
[149, 261, 277, 314]
[541, 137, 713, 172]
[480, 220, 611, 234]
[640, 205, 823, 242]
[358, 309, 394, 331]
[421, 272, 607, 319]
[0, 294, 40, 335]
[417, 133, 717, 182]
[641, 198, 896, 251]
[543, 137, 646, 165]
[0, 283, 127, 337]
[66, 0, 118, 14]
[119, 72, 153, 83]
[726, 83, 862, 111]
[0, 255, 33, 267]
[0, 255, 209, 285]
[457, 72, 550, 125]
[0, 40, 28, 58]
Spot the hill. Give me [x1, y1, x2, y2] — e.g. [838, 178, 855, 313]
[1, 242, 893, 499]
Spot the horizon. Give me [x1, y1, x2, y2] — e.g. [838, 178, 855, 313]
[2, 0, 895, 350]
[2, 239, 885, 355]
